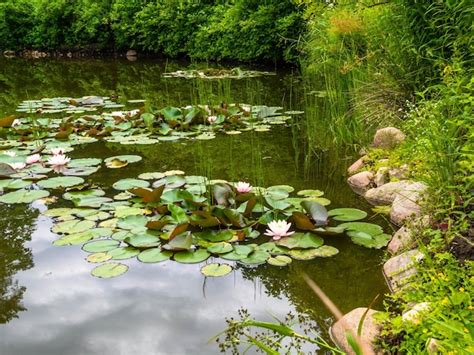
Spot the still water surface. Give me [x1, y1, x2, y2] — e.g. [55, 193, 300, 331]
[0, 58, 389, 354]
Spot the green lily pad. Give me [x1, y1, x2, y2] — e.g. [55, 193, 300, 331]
[0, 189, 49, 204]
[267, 255, 292, 266]
[297, 189, 324, 197]
[338, 222, 384, 236]
[289, 246, 339, 260]
[349, 232, 391, 249]
[72, 196, 113, 208]
[328, 208, 368, 222]
[207, 242, 233, 254]
[124, 234, 160, 248]
[63, 189, 105, 201]
[51, 219, 96, 234]
[174, 249, 210, 264]
[117, 215, 148, 230]
[276, 233, 324, 249]
[112, 178, 150, 191]
[137, 249, 173, 263]
[38, 176, 84, 189]
[91, 262, 128, 278]
[240, 250, 271, 265]
[0, 179, 32, 190]
[201, 263, 233, 277]
[107, 247, 140, 260]
[105, 155, 142, 168]
[82, 239, 120, 253]
[68, 158, 102, 167]
[220, 245, 254, 260]
[138, 172, 165, 180]
[86, 252, 112, 263]
[53, 228, 112, 246]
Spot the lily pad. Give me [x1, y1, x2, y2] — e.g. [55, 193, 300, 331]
[112, 178, 150, 191]
[137, 249, 173, 263]
[51, 219, 95, 234]
[174, 249, 210, 264]
[328, 208, 367, 222]
[107, 247, 140, 260]
[38, 176, 84, 189]
[201, 263, 233, 277]
[82, 239, 120, 253]
[276, 233, 324, 249]
[240, 250, 271, 265]
[91, 262, 128, 278]
[207, 242, 233, 254]
[124, 234, 160, 248]
[267, 255, 292, 266]
[289, 246, 339, 260]
[0, 189, 49, 204]
[86, 252, 112, 263]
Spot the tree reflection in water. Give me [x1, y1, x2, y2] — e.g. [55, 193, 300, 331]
[0, 204, 37, 323]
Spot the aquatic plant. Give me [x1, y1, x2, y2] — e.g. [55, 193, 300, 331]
[264, 220, 294, 240]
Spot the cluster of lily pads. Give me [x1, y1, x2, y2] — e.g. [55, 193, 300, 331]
[4, 96, 303, 144]
[162, 67, 275, 79]
[31, 167, 389, 278]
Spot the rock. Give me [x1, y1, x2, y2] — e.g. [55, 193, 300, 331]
[390, 182, 427, 225]
[389, 164, 409, 179]
[427, 338, 440, 354]
[373, 127, 405, 149]
[348, 156, 366, 175]
[402, 302, 431, 324]
[387, 226, 415, 254]
[374, 167, 389, 187]
[126, 49, 137, 57]
[364, 180, 414, 205]
[3, 50, 15, 58]
[383, 249, 424, 292]
[331, 308, 380, 355]
[347, 171, 374, 195]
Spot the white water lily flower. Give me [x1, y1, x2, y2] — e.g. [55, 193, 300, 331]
[128, 109, 140, 116]
[26, 154, 41, 164]
[50, 147, 66, 155]
[264, 220, 295, 240]
[207, 115, 217, 124]
[11, 119, 22, 127]
[47, 154, 70, 167]
[8, 162, 26, 170]
[235, 181, 252, 193]
[3, 151, 16, 157]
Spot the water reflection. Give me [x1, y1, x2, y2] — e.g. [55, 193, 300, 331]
[0, 58, 388, 354]
[0, 205, 37, 323]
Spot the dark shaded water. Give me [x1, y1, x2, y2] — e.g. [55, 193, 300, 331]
[0, 58, 389, 354]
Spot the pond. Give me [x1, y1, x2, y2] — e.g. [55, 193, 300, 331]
[0, 58, 389, 354]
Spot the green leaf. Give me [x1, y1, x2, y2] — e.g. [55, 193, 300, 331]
[137, 249, 173, 263]
[201, 263, 233, 277]
[37, 176, 84, 189]
[301, 200, 328, 226]
[91, 262, 128, 278]
[289, 246, 339, 260]
[174, 249, 210, 264]
[328, 208, 367, 222]
[276, 233, 324, 249]
[113, 178, 150, 191]
[51, 219, 96, 234]
[267, 255, 292, 266]
[240, 250, 271, 265]
[207, 242, 233, 254]
[124, 233, 160, 248]
[107, 247, 140, 260]
[162, 233, 193, 251]
[83, 240, 120, 253]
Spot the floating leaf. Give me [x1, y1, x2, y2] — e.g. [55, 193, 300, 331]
[162, 233, 193, 251]
[63, 189, 105, 201]
[240, 250, 271, 265]
[91, 262, 128, 278]
[113, 178, 150, 191]
[52, 219, 95, 234]
[297, 189, 324, 197]
[328, 208, 367, 222]
[137, 249, 173, 263]
[86, 252, 112, 263]
[174, 249, 210, 264]
[38, 176, 84, 189]
[73, 196, 113, 208]
[289, 246, 339, 260]
[207, 242, 233, 254]
[301, 200, 328, 226]
[267, 255, 292, 266]
[124, 233, 160, 248]
[201, 263, 232, 277]
[0, 189, 49, 204]
[107, 247, 140, 260]
[276, 233, 324, 249]
[83, 240, 120, 253]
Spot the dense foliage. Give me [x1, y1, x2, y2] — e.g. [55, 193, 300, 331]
[0, 0, 304, 62]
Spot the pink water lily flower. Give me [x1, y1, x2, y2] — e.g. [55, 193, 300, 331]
[264, 220, 294, 240]
[8, 162, 26, 170]
[47, 154, 70, 167]
[50, 147, 66, 155]
[236, 181, 252, 193]
[26, 154, 41, 164]
[207, 115, 217, 124]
